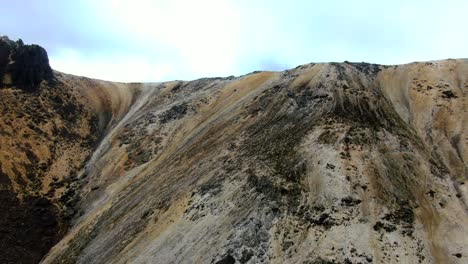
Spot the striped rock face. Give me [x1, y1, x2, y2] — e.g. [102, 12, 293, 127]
[1, 38, 466, 264]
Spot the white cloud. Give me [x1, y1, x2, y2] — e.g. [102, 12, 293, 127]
[50, 48, 173, 82]
[5, 0, 467, 81]
[103, 0, 242, 77]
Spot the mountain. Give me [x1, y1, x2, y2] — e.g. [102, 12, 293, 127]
[0, 37, 466, 264]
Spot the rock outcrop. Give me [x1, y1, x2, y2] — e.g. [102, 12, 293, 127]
[0, 36, 53, 92]
[0, 38, 466, 264]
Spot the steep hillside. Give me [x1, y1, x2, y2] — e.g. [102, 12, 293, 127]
[0, 37, 466, 264]
[0, 36, 143, 264]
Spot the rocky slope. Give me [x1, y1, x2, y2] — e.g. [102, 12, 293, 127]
[0, 37, 466, 263]
[0, 36, 142, 264]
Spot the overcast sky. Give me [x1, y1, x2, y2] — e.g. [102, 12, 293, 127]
[1, 0, 467, 82]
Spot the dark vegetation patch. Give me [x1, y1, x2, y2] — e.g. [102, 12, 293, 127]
[247, 169, 302, 205]
[441, 90, 457, 99]
[239, 248, 254, 263]
[290, 204, 342, 230]
[383, 202, 414, 227]
[215, 254, 236, 264]
[317, 129, 339, 144]
[343, 126, 375, 146]
[198, 175, 223, 196]
[331, 88, 384, 128]
[373, 221, 397, 233]
[126, 146, 154, 165]
[159, 102, 188, 123]
[286, 88, 330, 108]
[170, 81, 183, 92]
[380, 154, 419, 202]
[310, 212, 335, 229]
[373, 201, 414, 236]
[177, 76, 234, 93]
[242, 79, 333, 209]
[304, 258, 337, 264]
[119, 125, 163, 168]
[341, 196, 362, 207]
[0, 163, 11, 185]
[246, 84, 283, 117]
[0, 191, 62, 264]
[330, 63, 424, 151]
[344, 61, 383, 76]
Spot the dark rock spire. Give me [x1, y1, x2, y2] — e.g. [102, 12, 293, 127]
[0, 36, 54, 92]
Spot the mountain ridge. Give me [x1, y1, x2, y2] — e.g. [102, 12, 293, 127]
[0, 37, 466, 264]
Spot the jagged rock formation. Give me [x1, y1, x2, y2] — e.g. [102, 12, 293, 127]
[0, 36, 53, 91]
[0, 37, 466, 264]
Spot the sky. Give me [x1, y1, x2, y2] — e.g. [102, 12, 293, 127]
[1, 0, 467, 82]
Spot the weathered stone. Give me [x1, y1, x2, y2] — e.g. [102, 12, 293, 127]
[0, 36, 53, 91]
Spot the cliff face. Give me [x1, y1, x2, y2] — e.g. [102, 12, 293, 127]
[0, 38, 466, 264]
[0, 36, 54, 91]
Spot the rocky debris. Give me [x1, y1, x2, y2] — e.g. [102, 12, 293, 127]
[215, 255, 236, 264]
[159, 102, 189, 123]
[0, 36, 53, 92]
